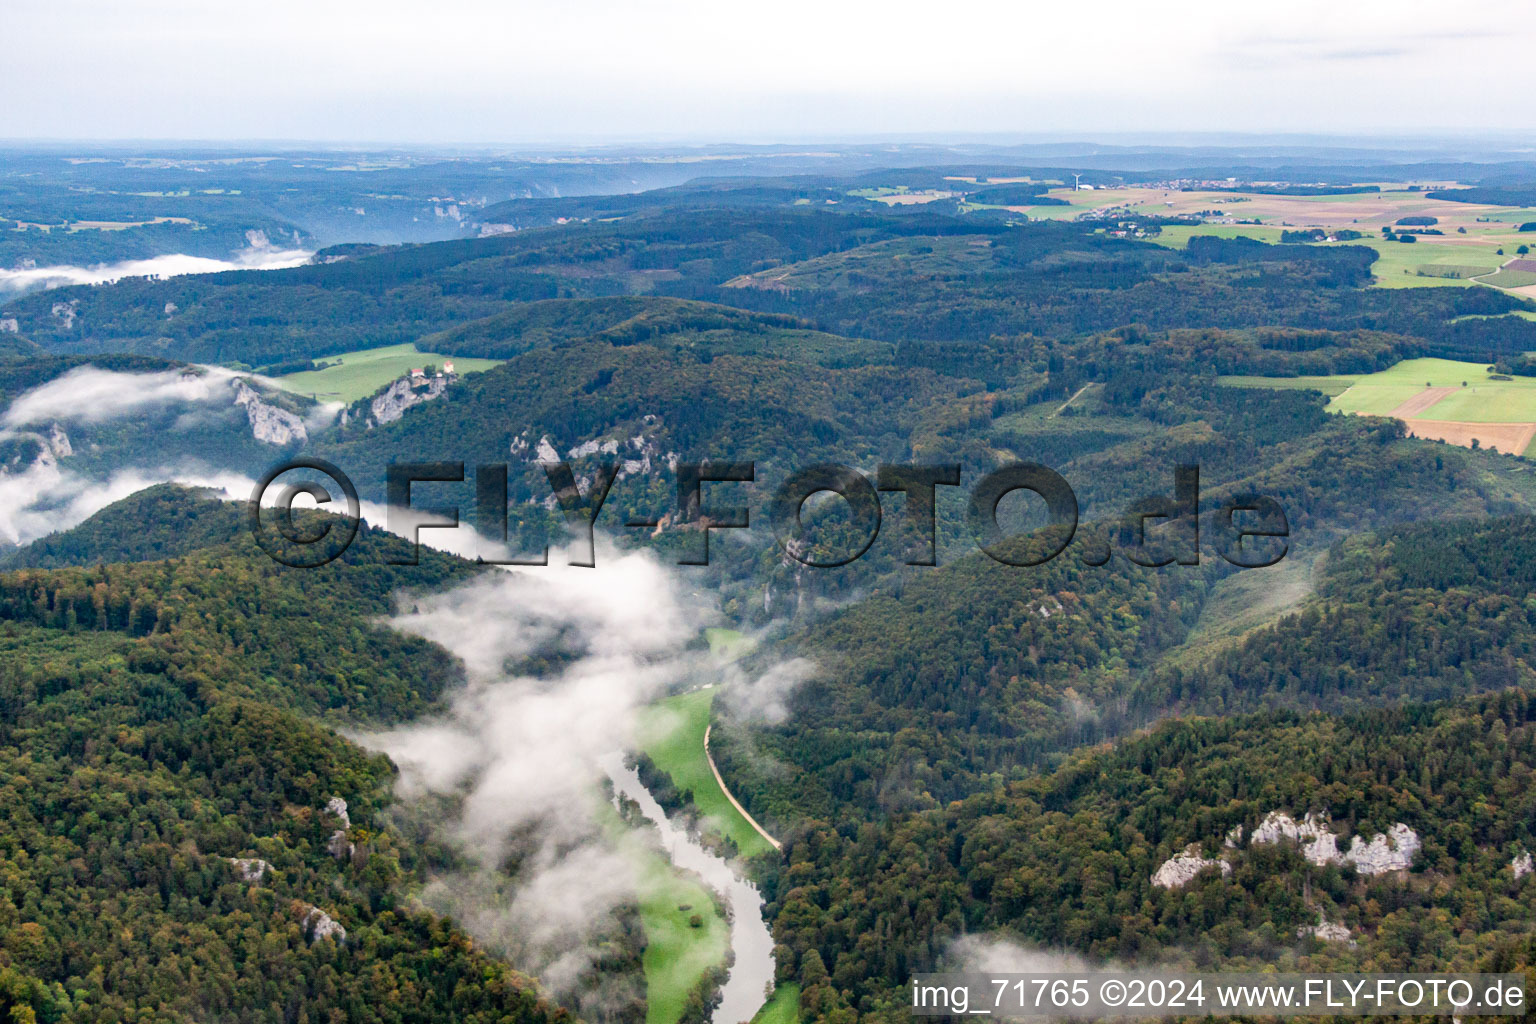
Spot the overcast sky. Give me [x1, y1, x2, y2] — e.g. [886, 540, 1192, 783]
[3, 0, 1533, 144]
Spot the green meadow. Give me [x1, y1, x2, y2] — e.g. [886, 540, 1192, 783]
[635, 854, 730, 1024]
[752, 984, 802, 1024]
[273, 342, 502, 402]
[597, 793, 730, 1024]
[1146, 225, 1288, 248]
[1217, 374, 1355, 397]
[639, 687, 777, 860]
[1338, 239, 1509, 289]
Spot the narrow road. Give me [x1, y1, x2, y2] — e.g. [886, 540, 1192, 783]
[703, 725, 781, 851]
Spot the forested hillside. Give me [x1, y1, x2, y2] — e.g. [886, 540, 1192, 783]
[766, 690, 1536, 1022]
[0, 508, 584, 1023]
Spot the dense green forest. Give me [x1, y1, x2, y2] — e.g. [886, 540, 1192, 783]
[764, 689, 1536, 1021]
[0, 502, 600, 1022]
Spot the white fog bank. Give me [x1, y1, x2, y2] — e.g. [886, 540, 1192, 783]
[0, 247, 313, 295]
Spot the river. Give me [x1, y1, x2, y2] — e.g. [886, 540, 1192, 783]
[601, 753, 777, 1024]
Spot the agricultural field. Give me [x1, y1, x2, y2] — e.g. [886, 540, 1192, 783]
[273, 342, 502, 401]
[1038, 184, 1536, 293]
[1221, 357, 1536, 456]
[1147, 224, 1288, 247]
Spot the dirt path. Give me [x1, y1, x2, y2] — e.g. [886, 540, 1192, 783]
[1052, 383, 1093, 417]
[702, 725, 781, 851]
[1387, 387, 1458, 419]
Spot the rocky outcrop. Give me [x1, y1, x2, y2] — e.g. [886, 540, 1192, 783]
[369, 375, 447, 425]
[327, 830, 355, 861]
[1297, 913, 1356, 947]
[1151, 845, 1232, 889]
[520, 418, 676, 482]
[533, 435, 560, 464]
[0, 317, 18, 333]
[1345, 824, 1421, 875]
[47, 423, 72, 458]
[1248, 811, 1344, 868]
[325, 796, 355, 861]
[233, 378, 307, 445]
[228, 857, 271, 883]
[1247, 811, 1420, 875]
[299, 905, 346, 944]
[1514, 850, 1532, 880]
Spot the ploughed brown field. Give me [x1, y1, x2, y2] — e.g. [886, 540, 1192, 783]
[1387, 388, 1459, 418]
[1403, 419, 1536, 455]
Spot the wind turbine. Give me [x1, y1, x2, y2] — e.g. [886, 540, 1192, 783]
[1072, 173, 1083, 192]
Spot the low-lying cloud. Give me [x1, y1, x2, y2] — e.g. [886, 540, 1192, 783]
[3, 365, 245, 427]
[355, 537, 811, 1012]
[0, 247, 312, 295]
[0, 461, 255, 547]
[354, 543, 709, 1007]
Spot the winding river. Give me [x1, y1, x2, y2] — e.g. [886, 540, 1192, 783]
[601, 754, 777, 1024]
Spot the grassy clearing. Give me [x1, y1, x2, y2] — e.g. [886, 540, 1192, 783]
[752, 984, 802, 1024]
[273, 342, 502, 402]
[1451, 311, 1536, 323]
[1217, 374, 1355, 397]
[636, 855, 730, 1024]
[639, 689, 777, 860]
[595, 795, 730, 1024]
[1159, 552, 1324, 670]
[705, 627, 754, 659]
[1328, 384, 1430, 416]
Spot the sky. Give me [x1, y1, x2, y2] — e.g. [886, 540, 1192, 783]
[3, 0, 1534, 144]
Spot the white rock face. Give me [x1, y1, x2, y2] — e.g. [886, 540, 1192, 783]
[1246, 811, 1419, 874]
[326, 796, 350, 828]
[1249, 811, 1343, 867]
[1513, 850, 1533, 880]
[233, 378, 307, 445]
[369, 374, 448, 425]
[327, 829, 355, 861]
[1297, 913, 1356, 946]
[0, 317, 18, 333]
[47, 423, 72, 458]
[300, 905, 346, 944]
[1345, 824, 1421, 875]
[1151, 845, 1232, 889]
[228, 857, 271, 883]
[533, 435, 561, 465]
